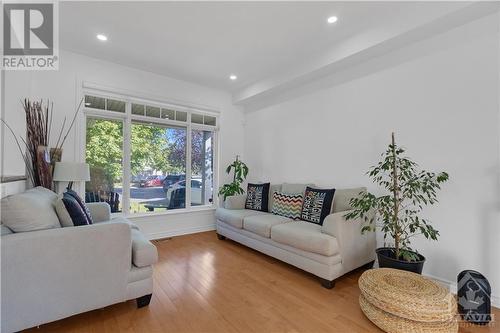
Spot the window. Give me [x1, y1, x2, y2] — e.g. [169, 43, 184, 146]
[191, 130, 214, 206]
[132, 103, 145, 115]
[145, 106, 161, 118]
[84, 93, 218, 215]
[85, 95, 126, 113]
[106, 99, 126, 113]
[191, 113, 217, 126]
[85, 117, 123, 213]
[130, 121, 186, 213]
[85, 95, 105, 109]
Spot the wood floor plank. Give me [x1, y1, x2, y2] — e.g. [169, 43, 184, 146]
[25, 231, 499, 333]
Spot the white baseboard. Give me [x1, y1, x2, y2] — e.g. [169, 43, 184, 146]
[424, 273, 499, 309]
[145, 224, 215, 240]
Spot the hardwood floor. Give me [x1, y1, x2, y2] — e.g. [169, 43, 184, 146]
[27, 231, 498, 333]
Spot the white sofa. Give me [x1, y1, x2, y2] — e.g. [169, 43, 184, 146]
[215, 183, 376, 288]
[1, 192, 158, 333]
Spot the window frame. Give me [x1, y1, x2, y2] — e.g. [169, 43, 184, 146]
[81, 85, 219, 217]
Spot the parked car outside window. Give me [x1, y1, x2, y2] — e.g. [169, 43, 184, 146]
[139, 175, 164, 187]
[162, 174, 186, 191]
[165, 179, 204, 207]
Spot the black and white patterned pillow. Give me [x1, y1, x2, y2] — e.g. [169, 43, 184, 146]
[245, 183, 270, 212]
[301, 187, 335, 225]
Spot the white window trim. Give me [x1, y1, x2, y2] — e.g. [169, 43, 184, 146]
[78, 81, 220, 217]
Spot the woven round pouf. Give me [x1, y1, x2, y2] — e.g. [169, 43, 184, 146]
[359, 268, 458, 333]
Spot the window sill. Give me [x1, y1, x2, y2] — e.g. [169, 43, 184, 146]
[112, 205, 217, 220]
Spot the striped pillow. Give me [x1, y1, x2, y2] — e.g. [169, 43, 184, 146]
[272, 192, 303, 220]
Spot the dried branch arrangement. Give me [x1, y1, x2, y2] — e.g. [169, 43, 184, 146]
[1, 98, 83, 189]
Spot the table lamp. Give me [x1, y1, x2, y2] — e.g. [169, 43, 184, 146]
[53, 162, 90, 190]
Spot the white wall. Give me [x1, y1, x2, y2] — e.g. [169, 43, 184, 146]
[2, 50, 245, 237]
[1, 70, 32, 177]
[244, 14, 500, 302]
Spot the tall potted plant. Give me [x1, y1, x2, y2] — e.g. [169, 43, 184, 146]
[218, 156, 249, 201]
[345, 133, 449, 274]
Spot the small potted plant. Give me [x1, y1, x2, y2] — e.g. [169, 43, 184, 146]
[218, 156, 249, 202]
[345, 133, 449, 274]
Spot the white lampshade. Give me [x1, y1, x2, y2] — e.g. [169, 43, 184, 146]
[53, 162, 90, 182]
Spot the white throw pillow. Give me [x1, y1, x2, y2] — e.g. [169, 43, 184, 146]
[54, 194, 73, 227]
[0, 186, 61, 232]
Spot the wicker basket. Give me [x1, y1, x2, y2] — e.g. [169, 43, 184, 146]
[359, 268, 458, 333]
[360, 294, 458, 333]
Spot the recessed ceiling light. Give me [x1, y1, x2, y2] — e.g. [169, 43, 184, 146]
[327, 16, 338, 24]
[96, 34, 108, 41]
[229, 74, 237, 81]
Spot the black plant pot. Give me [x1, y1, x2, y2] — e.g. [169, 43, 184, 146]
[376, 247, 426, 274]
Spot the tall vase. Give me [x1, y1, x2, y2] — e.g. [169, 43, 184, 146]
[35, 146, 63, 190]
[36, 146, 52, 190]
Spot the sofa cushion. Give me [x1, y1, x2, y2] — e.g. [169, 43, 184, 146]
[332, 187, 366, 213]
[0, 186, 61, 232]
[131, 229, 158, 267]
[243, 214, 291, 238]
[301, 187, 335, 225]
[281, 183, 314, 195]
[271, 221, 339, 256]
[111, 216, 140, 230]
[224, 194, 246, 210]
[216, 208, 266, 228]
[86, 202, 111, 223]
[272, 192, 303, 220]
[245, 183, 270, 212]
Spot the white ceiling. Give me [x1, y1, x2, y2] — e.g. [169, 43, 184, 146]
[60, 1, 474, 94]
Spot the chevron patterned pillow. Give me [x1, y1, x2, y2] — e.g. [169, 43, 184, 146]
[271, 192, 303, 220]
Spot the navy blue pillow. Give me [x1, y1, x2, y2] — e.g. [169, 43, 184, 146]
[62, 193, 90, 226]
[65, 189, 93, 224]
[300, 187, 335, 225]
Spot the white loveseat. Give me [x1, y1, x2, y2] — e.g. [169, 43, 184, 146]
[1, 188, 158, 333]
[215, 183, 376, 288]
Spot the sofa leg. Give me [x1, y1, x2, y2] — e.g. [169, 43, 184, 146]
[216, 233, 226, 240]
[320, 278, 336, 289]
[136, 294, 152, 308]
[364, 260, 375, 270]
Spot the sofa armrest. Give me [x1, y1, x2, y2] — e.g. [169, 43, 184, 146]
[224, 194, 246, 210]
[1, 222, 131, 332]
[321, 210, 376, 272]
[87, 202, 111, 222]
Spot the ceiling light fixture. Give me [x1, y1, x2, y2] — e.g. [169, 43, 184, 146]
[96, 34, 108, 41]
[229, 74, 237, 81]
[327, 16, 338, 24]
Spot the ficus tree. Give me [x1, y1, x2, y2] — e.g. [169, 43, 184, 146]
[218, 156, 249, 201]
[345, 133, 449, 262]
